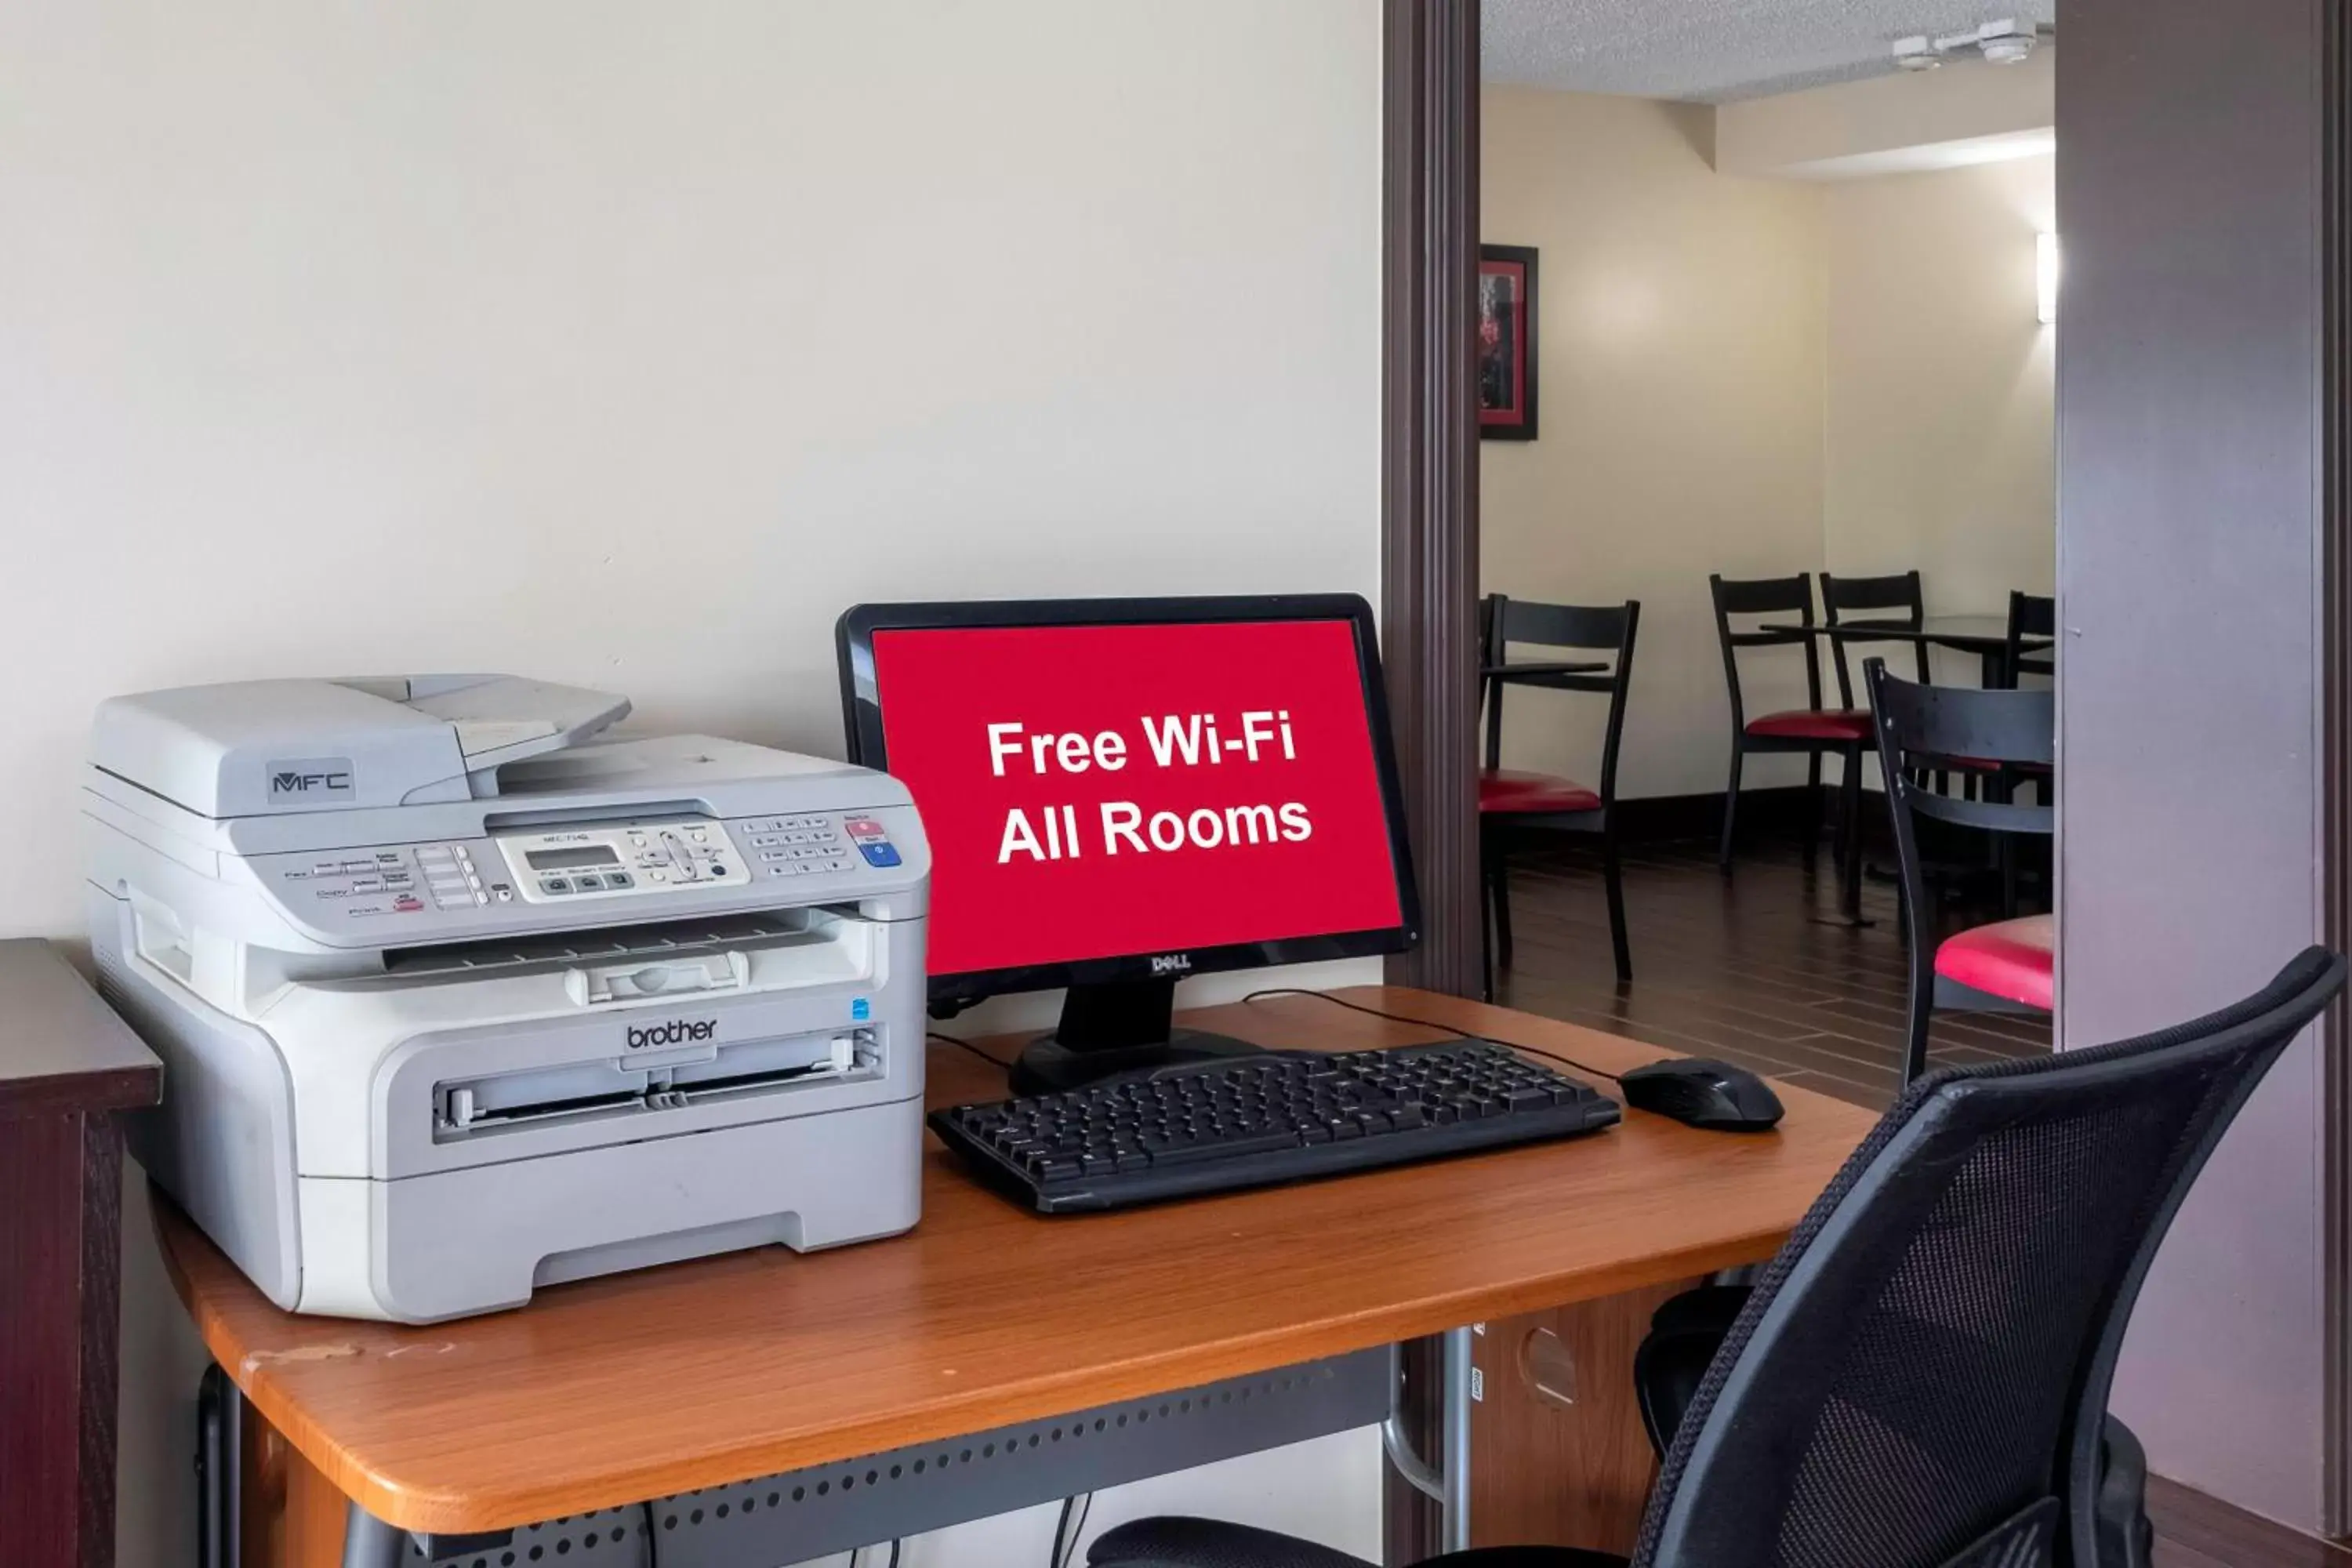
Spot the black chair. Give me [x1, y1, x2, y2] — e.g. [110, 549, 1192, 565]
[1089, 947, 2347, 1568]
[2007, 590, 2056, 684]
[1820, 568, 1929, 706]
[1478, 595, 1639, 993]
[1869, 659, 2056, 1083]
[1708, 575, 1869, 913]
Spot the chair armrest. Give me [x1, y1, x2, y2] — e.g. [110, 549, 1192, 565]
[1633, 1285, 1752, 1457]
[1087, 1517, 1375, 1568]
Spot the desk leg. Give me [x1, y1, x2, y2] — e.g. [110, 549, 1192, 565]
[1439, 1327, 1474, 1555]
[338, 1505, 405, 1568]
[1468, 1279, 1699, 1556]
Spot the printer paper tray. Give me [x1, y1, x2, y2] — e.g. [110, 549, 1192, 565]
[437, 1027, 873, 1140]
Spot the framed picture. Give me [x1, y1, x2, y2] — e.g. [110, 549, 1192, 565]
[1478, 245, 1539, 441]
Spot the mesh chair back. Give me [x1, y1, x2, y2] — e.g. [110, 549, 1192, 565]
[1632, 947, 2346, 1568]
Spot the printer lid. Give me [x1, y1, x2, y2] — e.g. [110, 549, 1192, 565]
[90, 675, 631, 818]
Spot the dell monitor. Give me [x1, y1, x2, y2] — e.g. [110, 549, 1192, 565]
[837, 593, 1421, 1093]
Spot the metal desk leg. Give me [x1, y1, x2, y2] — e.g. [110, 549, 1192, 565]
[1440, 1327, 1474, 1555]
[197, 1364, 243, 1568]
[343, 1501, 409, 1568]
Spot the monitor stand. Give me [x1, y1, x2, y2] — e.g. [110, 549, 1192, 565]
[1008, 978, 1265, 1095]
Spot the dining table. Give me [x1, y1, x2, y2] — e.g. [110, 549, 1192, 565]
[1758, 615, 2053, 689]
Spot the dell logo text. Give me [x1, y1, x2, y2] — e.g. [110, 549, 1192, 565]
[1149, 953, 1192, 975]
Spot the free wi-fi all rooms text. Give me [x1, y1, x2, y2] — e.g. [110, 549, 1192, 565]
[985, 712, 1316, 863]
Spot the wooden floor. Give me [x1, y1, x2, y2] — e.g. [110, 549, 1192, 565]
[1490, 833, 2352, 1568]
[1490, 834, 2049, 1109]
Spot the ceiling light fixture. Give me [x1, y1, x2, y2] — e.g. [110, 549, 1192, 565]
[1891, 18, 2045, 72]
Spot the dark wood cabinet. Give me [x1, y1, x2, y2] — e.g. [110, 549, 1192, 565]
[0, 940, 162, 1568]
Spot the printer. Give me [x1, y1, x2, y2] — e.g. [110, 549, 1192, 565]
[85, 674, 930, 1323]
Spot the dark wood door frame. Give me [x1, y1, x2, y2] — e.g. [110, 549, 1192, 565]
[1378, 2, 1479, 1560]
[1381, 0, 1482, 1006]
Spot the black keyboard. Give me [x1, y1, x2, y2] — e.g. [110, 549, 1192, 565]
[930, 1040, 1621, 1214]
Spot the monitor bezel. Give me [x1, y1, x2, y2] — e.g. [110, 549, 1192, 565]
[836, 593, 1423, 1007]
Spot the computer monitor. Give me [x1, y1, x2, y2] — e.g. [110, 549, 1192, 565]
[837, 593, 1421, 1093]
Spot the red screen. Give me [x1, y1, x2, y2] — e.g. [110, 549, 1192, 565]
[869, 619, 1406, 978]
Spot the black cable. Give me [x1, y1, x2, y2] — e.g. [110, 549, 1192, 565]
[1240, 986, 1624, 1084]
[888, 1541, 903, 1568]
[929, 1029, 1014, 1069]
[1051, 1492, 1094, 1568]
[642, 1501, 661, 1566]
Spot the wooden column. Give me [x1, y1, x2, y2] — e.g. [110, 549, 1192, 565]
[0, 941, 162, 1568]
[1380, 2, 1481, 1559]
[1381, 0, 1481, 1003]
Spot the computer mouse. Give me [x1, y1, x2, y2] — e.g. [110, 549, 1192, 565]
[1619, 1058, 1784, 1131]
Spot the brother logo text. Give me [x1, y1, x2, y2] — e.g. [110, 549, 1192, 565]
[626, 1018, 720, 1050]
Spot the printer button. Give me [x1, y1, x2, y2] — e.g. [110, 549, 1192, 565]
[541, 877, 572, 895]
[349, 877, 384, 894]
[858, 842, 903, 869]
[605, 871, 634, 889]
[574, 873, 606, 891]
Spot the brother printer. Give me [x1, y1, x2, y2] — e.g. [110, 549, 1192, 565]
[85, 674, 929, 1323]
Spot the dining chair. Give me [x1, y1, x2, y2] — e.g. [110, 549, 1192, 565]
[1478, 594, 1639, 993]
[2007, 590, 2056, 685]
[1820, 569, 1929, 706]
[1707, 574, 1867, 891]
[1867, 658, 2055, 1084]
[1088, 947, 2347, 1568]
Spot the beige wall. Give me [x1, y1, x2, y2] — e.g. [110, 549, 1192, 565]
[0, 3, 1385, 1563]
[1482, 89, 2056, 795]
[1715, 50, 2054, 180]
[1480, 88, 1828, 799]
[1824, 153, 2057, 688]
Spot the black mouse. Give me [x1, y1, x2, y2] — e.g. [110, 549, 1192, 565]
[1619, 1058, 1784, 1131]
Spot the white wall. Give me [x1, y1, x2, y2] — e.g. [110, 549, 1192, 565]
[1823, 154, 2056, 687]
[0, 3, 1385, 1563]
[1479, 88, 1828, 800]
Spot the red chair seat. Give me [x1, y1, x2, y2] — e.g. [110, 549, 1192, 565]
[1478, 768, 1602, 815]
[1935, 914, 2056, 1010]
[1745, 709, 1871, 743]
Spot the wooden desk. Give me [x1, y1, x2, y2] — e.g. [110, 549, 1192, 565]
[1, 940, 163, 1568]
[157, 988, 1875, 1565]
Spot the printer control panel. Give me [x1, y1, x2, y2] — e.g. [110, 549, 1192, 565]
[255, 808, 913, 930]
[496, 818, 750, 905]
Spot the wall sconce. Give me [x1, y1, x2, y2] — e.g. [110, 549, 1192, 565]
[2038, 232, 2060, 325]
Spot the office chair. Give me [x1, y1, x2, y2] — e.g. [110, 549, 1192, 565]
[1867, 659, 2054, 1083]
[1089, 946, 2347, 1568]
[1477, 595, 1640, 992]
[1707, 575, 1867, 903]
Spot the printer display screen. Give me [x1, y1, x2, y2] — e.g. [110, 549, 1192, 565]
[868, 617, 1406, 978]
[523, 844, 623, 872]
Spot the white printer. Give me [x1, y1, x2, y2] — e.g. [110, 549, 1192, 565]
[84, 674, 930, 1323]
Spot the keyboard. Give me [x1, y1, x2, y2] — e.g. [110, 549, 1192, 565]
[930, 1040, 1621, 1214]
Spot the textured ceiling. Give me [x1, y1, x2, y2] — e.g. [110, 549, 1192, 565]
[1482, 0, 2059, 103]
